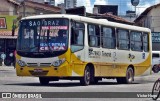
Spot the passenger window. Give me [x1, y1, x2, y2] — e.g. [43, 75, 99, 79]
[152, 53, 159, 58]
[130, 31, 142, 51]
[71, 21, 85, 52]
[88, 24, 100, 47]
[117, 29, 129, 50]
[101, 27, 115, 49]
[143, 33, 149, 52]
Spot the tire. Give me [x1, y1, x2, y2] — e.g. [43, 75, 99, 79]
[4, 59, 11, 66]
[80, 66, 91, 86]
[152, 79, 160, 100]
[90, 67, 98, 84]
[152, 65, 159, 73]
[39, 77, 49, 85]
[125, 67, 134, 84]
[116, 67, 134, 84]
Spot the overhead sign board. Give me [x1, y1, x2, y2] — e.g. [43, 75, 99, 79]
[152, 32, 160, 43]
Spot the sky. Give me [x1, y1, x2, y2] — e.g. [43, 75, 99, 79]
[55, 0, 160, 16]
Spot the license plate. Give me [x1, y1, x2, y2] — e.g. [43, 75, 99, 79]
[33, 69, 43, 72]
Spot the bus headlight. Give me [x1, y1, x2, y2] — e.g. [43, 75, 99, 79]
[17, 60, 26, 67]
[52, 58, 65, 67]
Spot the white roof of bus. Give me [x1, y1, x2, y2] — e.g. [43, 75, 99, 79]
[22, 14, 150, 32]
[152, 51, 160, 53]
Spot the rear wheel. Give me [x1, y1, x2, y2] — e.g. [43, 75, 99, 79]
[80, 66, 91, 86]
[39, 77, 49, 85]
[117, 67, 134, 84]
[126, 67, 134, 83]
[4, 59, 12, 66]
[152, 65, 159, 73]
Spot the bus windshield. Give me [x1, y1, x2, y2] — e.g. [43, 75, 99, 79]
[17, 18, 69, 53]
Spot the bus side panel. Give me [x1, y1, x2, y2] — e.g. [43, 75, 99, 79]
[134, 52, 152, 76]
[99, 64, 127, 77]
[70, 49, 86, 77]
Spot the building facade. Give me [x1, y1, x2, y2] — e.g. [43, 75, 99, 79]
[44, 0, 55, 5]
[0, 0, 19, 15]
[0, 0, 61, 66]
[0, 0, 20, 66]
[64, 0, 77, 9]
[134, 3, 160, 51]
[18, 0, 61, 17]
[17, 0, 55, 6]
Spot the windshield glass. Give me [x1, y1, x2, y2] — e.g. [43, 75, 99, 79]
[17, 18, 68, 53]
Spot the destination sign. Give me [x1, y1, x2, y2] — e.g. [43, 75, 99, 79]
[22, 19, 68, 27]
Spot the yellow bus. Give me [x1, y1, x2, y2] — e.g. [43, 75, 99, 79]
[15, 14, 152, 86]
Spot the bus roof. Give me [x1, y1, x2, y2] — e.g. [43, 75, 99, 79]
[22, 14, 151, 32]
[152, 51, 160, 53]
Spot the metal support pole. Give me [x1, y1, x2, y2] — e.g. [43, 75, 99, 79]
[23, 0, 26, 17]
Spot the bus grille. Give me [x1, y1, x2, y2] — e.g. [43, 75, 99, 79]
[29, 70, 48, 76]
[27, 63, 51, 67]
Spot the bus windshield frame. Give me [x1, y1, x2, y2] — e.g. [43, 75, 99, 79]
[17, 18, 69, 58]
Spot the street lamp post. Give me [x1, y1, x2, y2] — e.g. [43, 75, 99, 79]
[131, 0, 139, 15]
[23, 0, 28, 17]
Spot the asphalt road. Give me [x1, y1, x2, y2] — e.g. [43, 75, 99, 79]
[0, 66, 159, 101]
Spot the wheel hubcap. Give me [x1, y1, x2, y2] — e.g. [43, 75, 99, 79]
[127, 69, 133, 82]
[85, 70, 90, 84]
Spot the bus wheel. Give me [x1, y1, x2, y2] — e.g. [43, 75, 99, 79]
[152, 65, 159, 73]
[80, 66, 91, 86]
[125, 67, 134, 84]
[116, 67, 134, 84]
[39, 77, 49, 85]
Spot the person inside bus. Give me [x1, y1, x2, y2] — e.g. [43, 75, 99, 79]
[71, 28, 84, 52]
[89, 36, 98, 47]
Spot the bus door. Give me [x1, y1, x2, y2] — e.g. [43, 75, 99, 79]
[70, 21, 85, 76]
